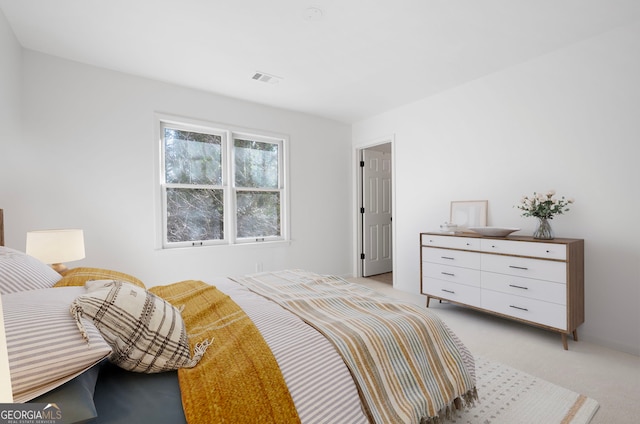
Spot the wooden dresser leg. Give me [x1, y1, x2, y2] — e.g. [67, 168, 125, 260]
[561, 333, 568, 350]
[426, 296, 431, 307]
[573, 329, 579, 342]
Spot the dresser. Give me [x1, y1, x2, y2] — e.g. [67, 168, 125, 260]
[420, 232, 584, 349]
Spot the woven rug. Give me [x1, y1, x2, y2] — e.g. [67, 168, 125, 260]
[452, 356, 599, 424]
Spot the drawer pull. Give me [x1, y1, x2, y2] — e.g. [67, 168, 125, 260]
[509, 265, 529, 270]
[441, 289, 455, 294]
[509, 284, 529, 290]
[441, 272, 455, 276]
[509, 305, 529, 312]
[441, 256, 455, 260]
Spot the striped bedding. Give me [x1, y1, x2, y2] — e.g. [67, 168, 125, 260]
[230, 270, 477, 424]
[3, 287, 111, 402]
[210, 277, 369, 424]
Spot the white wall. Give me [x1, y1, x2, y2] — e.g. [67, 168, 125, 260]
[0, 7, 21, 188]
[353, 22, 640, 355]
[0, 6, 20, 403]
[0, 45, 353, 285]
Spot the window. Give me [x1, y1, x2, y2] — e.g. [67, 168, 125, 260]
[234, 138, 281, 239]
[159, 117, 287, 248]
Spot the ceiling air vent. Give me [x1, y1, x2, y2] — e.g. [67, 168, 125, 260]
[252, 72, 282, 84]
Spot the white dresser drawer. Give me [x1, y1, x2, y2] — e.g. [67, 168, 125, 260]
[480, 239, 566, 260]
[423, 263, 481, 287]
[422, 247, 481, 269]
[481, 254, 566, 283]
[421, 235, 480, 250]
[481, 272, 566, 305]
[481, 290, 567, 330]
[423, 277, 480, 307]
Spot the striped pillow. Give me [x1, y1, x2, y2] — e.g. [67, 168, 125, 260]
[0, 246, 62, 294]
[2, 287, 112, 402]
[71, 280, 209, 373]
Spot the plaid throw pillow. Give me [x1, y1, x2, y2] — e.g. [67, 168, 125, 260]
[70, 280, 210, 373]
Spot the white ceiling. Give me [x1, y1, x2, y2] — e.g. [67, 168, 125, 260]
[2, 0, 640, 123]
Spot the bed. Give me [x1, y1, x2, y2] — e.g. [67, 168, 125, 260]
[0, 211, 477, 424]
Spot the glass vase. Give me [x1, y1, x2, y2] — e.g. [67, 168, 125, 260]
[533, 217, 554, 240]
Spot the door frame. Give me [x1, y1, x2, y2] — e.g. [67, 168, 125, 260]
[353, 135, 396, 280]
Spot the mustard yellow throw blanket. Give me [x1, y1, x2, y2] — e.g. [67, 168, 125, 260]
[150, 280, 300, 424]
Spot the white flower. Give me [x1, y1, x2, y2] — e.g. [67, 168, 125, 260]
[515, 190, 574, 219]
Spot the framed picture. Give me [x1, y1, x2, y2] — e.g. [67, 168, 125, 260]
[450, 200, 488, 230]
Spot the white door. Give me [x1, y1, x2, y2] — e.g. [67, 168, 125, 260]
[362, 149, 392, 276]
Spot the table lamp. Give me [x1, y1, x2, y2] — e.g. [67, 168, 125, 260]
[26, 229, 85, 273]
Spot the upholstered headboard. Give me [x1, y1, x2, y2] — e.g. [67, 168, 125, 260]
[0, 209, 4, 246]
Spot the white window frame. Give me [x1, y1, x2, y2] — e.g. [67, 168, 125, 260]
[156, 114, 289, 249]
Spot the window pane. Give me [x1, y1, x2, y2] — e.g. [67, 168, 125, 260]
[236, 191, 280, 238]
[234, 139, 278, 188]
[165, 128, 222, 185]
[166, 188, 224, 242]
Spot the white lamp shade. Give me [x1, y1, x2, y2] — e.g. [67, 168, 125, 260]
[26, 229, 85, 265]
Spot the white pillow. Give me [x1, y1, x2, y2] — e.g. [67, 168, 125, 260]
[2, 287, 112, 402]
[71, 280, 209, 373]
[0, 246, 62, 294]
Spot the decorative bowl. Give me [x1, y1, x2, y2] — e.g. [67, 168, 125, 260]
[468, 227, 520, 237]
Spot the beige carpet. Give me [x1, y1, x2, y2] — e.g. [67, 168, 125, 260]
[455, 356, 598, 423]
